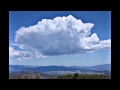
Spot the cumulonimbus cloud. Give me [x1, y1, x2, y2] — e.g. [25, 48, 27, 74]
[13, 15, 111, 56]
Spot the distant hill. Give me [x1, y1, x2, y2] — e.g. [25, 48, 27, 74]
[88, 64, 111, 71]
[9, 64, 111, 75]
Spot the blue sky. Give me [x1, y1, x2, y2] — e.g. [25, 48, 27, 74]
[9, 11, 111, 66]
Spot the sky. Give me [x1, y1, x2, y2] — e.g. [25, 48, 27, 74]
[9, 11, 111, 66]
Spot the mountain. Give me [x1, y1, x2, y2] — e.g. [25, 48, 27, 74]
[87, 64, 111, 71]
[9, 64, 111, 75]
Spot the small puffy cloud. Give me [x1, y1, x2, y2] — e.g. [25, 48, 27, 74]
[9, 46, 46, 60]
[14, 15, 111, 56]
[34, 52, 47, 58]
[17, 58, 22, 61]
[9, 46, 32, 60]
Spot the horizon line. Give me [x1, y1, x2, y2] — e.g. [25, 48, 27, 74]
[9, 63, 111, 67]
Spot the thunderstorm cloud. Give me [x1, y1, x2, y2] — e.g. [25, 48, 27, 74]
[10, 15, 111, 59]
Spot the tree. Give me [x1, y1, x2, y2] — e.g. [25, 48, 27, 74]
[73, 73, 79, 79]
[36, 74, 41, 79]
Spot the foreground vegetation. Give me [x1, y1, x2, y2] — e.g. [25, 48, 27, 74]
[9, 73, 41, 79]
[9, 71, 111, 79]
[54, 73, 111, 79]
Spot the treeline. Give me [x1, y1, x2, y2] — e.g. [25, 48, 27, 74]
[9, 72, 111, 79]
[54, 73, 111, 79]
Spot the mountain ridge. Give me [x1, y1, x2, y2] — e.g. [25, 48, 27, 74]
[9, 64, 111, 75]
[9, 63, 111, 67]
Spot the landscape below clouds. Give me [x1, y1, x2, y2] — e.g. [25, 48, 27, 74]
[9, 64, 111, 76]
[9, 11, 111, 79]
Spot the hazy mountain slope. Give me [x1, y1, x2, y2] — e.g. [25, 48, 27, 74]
[9, 64, 111, 75]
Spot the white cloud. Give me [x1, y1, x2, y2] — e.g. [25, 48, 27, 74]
[9, 46, 32, 60]
[34, 52, 47, 58]
[9, 46, 46, 60]
[17, 58, 22, 61]
[13, 15, 111, 56]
